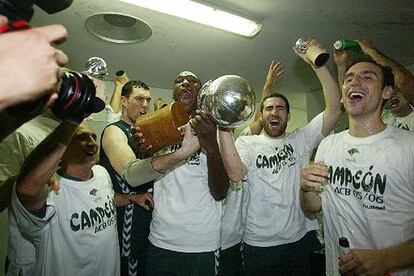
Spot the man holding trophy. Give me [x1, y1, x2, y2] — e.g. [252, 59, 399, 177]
[101, 71, 230, 275]
[143, 71, 230, 275]
[218, 38, 343, 275]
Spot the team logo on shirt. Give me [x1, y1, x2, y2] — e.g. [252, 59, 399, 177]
[327, 165, 386, 210]
[346, 148, 359, 162]
[347, 148, 359, 156]
[255, 143, 296, 174]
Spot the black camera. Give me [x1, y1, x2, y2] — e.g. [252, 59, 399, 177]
[0, 0, 73, 22]
[1, 0, 105, 121]
[7, 71, 105, 122]
[51, 71, 105, 121]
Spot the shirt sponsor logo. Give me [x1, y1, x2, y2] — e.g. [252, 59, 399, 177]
[346, 148, 359, 162]
[89, 188, 98, 196]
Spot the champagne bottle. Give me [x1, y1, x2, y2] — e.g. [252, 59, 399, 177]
[334, 39, 361, 50]
[339, 236, 350, 254]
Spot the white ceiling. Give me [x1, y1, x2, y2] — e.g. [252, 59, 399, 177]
[32, 0, 414, 97]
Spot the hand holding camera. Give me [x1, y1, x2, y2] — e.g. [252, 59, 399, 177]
[0, 22, 68, 111]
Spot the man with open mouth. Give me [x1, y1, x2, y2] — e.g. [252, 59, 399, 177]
[381, 87, 414, 131]
[218, 38, 342, 275]
[100, 72, 228, 275]
[300, 40, 414, 275]
[10, 118, 153, 275]
[143, 71, 228, 275]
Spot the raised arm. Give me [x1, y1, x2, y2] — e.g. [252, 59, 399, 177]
[102, 125, 159, 186]
[248, 60, 284, 135]
[109, 72, 129, 114]
[191, 111, 229, 200]
[333, 49, 348, 88]
[293, 38, 343, 136]
[299, 162, 327, 215]
[105, 124, 200, 187]
[357, 39, 414, 105]
[15, 121, 78, 211]
[218, 127, 247, 183]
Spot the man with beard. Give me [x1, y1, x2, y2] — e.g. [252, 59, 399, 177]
[10, 121, 128, 275]
[218, 38, 342, 275]
[300, 53, 414, 275]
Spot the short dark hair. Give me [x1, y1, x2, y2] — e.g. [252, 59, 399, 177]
[345, 54, 394, 88]
[121, 80, 150, 98]
[260, 92, 290, 113]
[173, 71, 202, 87]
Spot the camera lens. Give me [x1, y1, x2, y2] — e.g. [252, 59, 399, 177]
[6, 71, 105, 121]
[52, 71, 105, 120]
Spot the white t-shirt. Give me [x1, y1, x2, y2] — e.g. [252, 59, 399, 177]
[220, 128, 252, 250]
[382, 109, 414, 131]
[149, 146, 222, 253]
[236, 113, 324, 247]
[0, 114, 59, 275]
[11, 165, 120, 276]
[105, 104, 122, 125]
[316, 126, 414, 276]
[220, 179, 246, 250]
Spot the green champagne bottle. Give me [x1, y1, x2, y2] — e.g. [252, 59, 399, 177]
[334, 39, 361, 50]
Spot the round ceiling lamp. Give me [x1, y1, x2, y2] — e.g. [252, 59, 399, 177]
[85, 12, 152, 44]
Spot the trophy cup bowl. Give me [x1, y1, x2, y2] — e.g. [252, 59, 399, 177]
[84, 57, 108, 80]
[198, 75, 256, 128]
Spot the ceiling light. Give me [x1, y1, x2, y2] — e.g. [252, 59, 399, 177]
[119, 0, 262, 37]
[85, 13, 152, 44]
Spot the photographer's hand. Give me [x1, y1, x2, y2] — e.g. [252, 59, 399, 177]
[0, 15, 7, 26]
[0, 24, 68, 111]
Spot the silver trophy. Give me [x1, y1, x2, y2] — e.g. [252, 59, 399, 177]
[198, 75, 256, 128]
[84, 57, 108, 80]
